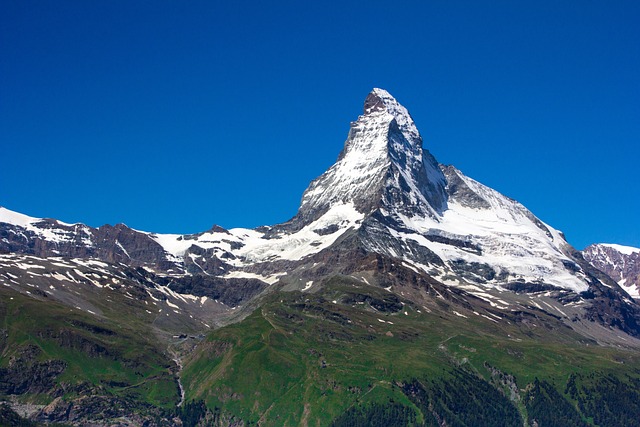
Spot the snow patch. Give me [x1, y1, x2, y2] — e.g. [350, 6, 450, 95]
[222, 270, 284, 285]
[231, 203, 363, 263]
[600, 243, 640, 256]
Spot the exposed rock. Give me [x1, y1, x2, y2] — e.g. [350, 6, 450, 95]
[35, 394, 177, 426]
[583, 243, 640, 299]
[157, 275, 268, 307]
[0, 345, 66, 395]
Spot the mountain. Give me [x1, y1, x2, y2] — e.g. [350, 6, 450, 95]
[2, 89, 640, 426]
[583, 243, 640, 300]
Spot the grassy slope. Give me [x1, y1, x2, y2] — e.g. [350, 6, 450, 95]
[181, 279, 640, 426]
[0, 287, 179, 409]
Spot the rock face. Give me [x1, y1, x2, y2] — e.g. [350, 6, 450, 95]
[583, 243, 640, 299]
[0, 344, 66, 396]
[0, 212, 178, 272]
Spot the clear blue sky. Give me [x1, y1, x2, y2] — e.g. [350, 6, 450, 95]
[1, 1, 639, 250]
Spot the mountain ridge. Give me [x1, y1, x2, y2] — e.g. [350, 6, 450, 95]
[1, 89, 638, 336]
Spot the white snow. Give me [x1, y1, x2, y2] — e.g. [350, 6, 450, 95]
[620, 283, 640, 300]
[72, 259, 109, 269]
[156, 285, 190, 303]
[481, 314, 498, 323]
[145, 289, 160, 301]
[384, 169, 589, 292]
[149, 233, 192, 259]
[0, 207, 85, 244]
[231, 203, 363, 263]
[0, 207, 37, 227]
[148, 204, 362, 268]
[115, 240, 130, 258]
[222, 271, 284, 285]
[14, 263, 45, 270]
[600, 243, 640, 256]
[149, 229, 245, 261]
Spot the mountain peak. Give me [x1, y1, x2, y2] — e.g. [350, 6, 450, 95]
[293, 89, 447, 228]
[363, 88, 420, 141]
[363, 88, 397, 114]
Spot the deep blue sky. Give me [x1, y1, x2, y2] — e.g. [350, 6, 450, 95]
[1, 1, 639, 250]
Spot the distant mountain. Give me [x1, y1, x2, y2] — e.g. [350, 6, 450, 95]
[1, 89, 639, 426]
[583, 243, 640, 299]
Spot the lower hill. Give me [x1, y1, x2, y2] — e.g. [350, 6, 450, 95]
[0, 287, 180, 425]
[179, 277, 640, 427]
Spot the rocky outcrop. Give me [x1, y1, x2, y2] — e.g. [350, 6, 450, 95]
[583, 243, 640, 299]
[35, 395, 179, 426]
[157, 275, 268, 307]
[570, 248, 640, 337]
[0, 345, 66, 396]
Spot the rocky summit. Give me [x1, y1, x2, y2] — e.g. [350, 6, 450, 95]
[1, 89, 640, 426]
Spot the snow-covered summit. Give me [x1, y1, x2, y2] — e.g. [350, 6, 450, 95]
[364, 88, 421, 141]
[288, 89, 588, 291]
[297, 88, 447, 226]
